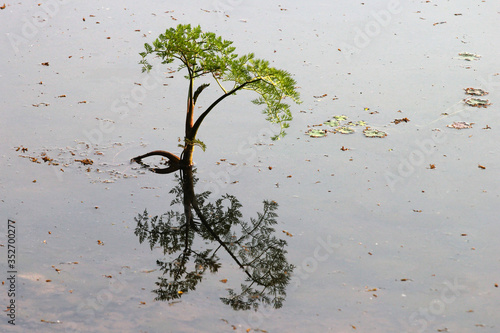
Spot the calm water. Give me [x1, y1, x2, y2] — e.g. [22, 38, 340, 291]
[1, 0, 499, 332]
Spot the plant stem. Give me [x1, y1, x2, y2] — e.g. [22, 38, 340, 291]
[181, 78, 261, 166]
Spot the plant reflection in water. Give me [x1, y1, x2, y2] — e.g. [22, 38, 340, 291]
[134, 165, 294, 311]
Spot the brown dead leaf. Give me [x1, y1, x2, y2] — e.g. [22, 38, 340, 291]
[75, 158, 93, 165]
[393, 117, 410, 124]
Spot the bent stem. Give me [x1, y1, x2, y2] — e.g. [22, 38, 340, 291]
[130, 150, 181, 174]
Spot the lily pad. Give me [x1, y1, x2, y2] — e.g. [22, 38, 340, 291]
[346, 120, 367, 126]
[446, 121, 473, 129]
[306, 129, 327, 138]
[458, 52, 481, 61]
[335, 126, 355, 134]
[324, 119, 340, 127]
[334, 115, 348, 121]
[363, 128, 387, 138]
[464, 87, 488, 96]
[464, 97, 491, 108]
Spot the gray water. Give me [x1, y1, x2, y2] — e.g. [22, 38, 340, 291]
[1, 1, 499, 332]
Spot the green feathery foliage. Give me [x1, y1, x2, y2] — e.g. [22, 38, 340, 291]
[139, 24, 301, 141]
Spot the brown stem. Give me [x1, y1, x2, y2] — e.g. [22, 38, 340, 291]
[188, 79, 260, 143]
[186, 74, 195, 136]
[130, 150, 182, 174]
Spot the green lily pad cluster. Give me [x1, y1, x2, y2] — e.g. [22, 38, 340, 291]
[306, 115, 387, 138]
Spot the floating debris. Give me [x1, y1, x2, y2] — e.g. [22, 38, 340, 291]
[464, 87, 488, 96]
[447, 121, 473, 129]
[17, 141, 143, 183]
[306, 129, 327, 138]
[75, 158, 93, 165]
[335, 126, 355, 134]
[393, 117, 410, 125]
[41, 319, 61, 324]
[363, 128, 387, 138]
[313, 93, 327, 99]
[464, 97, 490, 108]
[458, 52, 481, 61]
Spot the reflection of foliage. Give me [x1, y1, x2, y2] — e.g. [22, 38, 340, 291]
[134, 168, 294, 310]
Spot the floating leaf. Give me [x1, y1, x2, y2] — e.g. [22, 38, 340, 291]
[306, 129, 327, 138]
[334, 115, 348, 121]
[446, 121, 473, 129]
[323, 119, 340, 127]
[75, 158, 93, 165]
[393, 117, 410, 124]
[464, 87, 488, 96]
[335, 126, 355, 134]
[458, 52, 481, 61]
[464, 97, 490, 108]
[363, 128, 387, 138]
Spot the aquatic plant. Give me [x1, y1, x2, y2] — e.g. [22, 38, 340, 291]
[131, 24, 301, 172]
